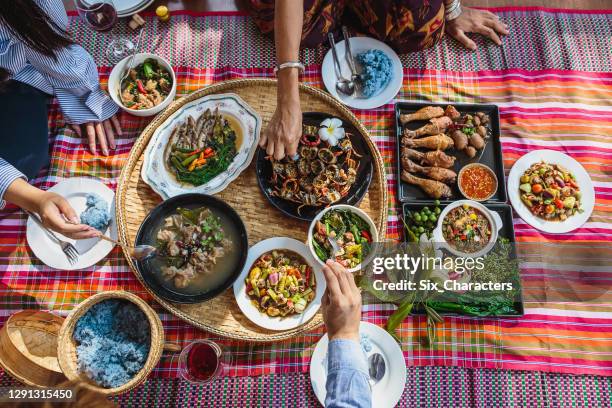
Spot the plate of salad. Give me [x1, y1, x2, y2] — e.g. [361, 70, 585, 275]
[307, 205, 378, 272]
[508, 150, 595, 233]
[141, 93, 261, 199]
[233, 237, 326, 331]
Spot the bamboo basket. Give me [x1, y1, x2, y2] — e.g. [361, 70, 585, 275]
[115, 78, 388, 342]
[0, 311, 67, 388]
[56, 291, 171, 396]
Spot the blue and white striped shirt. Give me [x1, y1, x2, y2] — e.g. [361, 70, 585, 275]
[0, 0, 118, 206]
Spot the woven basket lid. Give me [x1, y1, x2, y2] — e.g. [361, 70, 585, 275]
[0, 310, 67, 387]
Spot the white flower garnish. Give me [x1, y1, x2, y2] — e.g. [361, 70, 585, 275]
[318, 118, 345, 146]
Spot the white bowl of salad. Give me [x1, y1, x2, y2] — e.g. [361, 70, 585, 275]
[108, 53, 176, 117]
[307, 205, 378, 273]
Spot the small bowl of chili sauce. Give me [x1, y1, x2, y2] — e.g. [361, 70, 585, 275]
[179, 340, 227, 383]
[458, 163, 498, 201]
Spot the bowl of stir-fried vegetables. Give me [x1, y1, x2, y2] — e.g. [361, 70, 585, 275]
[233, 237, 325, 331]
[308, 205, 378, 273]
[109, 53, 176, 117]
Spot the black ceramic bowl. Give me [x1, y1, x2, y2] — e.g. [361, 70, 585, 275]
[256, 112, 374, 222]
[135, 193, 248, 303]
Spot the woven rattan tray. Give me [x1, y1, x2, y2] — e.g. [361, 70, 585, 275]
[116, 78, 387, 342]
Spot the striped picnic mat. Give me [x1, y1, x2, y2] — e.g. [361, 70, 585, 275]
[0, 6, 611, 402]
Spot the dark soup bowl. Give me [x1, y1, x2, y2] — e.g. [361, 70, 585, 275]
[135, 193, 248, 304]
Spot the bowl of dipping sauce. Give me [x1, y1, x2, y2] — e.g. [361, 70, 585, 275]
[458, 163, 498, 201]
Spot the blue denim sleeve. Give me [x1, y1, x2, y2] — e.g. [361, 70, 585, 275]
[325, 339, 372, 408]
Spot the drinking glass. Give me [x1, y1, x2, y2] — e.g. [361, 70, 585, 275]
[74, 0, 135, 64]
[178, 340, 230, 384]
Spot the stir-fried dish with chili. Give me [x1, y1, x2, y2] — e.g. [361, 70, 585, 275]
[156, 207, 231, 288]
[164, 108, 238, 186]
[519, 161, 582, 221]
[121, 59, 172, 110]
[312, 209, 373, 269]
[442, 204, 491, 253]
[246, 250, 316, 318]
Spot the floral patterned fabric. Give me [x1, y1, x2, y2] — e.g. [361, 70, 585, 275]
[246, 0, 445, 52]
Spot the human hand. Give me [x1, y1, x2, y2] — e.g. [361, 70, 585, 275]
[71, 114, 122, 156]
[445, 7, 509, 50]
[321, 260, 362, 342]
[34, 192, 98, 240]
[260, 70, 302, 160]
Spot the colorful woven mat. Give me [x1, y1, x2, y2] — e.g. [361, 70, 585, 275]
[0, 6, 611, 403]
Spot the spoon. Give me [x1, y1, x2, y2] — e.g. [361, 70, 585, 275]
[327, 236, 341, 258]
[328, 32, 355, 97]
[368, 353, 386, 387]
[96, 233, 158, 262]
[66, 220, 157, 262]
[341, 26, 364, 88]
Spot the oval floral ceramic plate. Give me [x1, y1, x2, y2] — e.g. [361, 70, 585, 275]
[141, 93, 261, 199]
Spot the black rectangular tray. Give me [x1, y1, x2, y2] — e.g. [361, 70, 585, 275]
[395, 102, 507, 204]
[401, 202, 524, 316]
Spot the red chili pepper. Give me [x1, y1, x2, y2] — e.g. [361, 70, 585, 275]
[136, 79, 147, 94]
[361, 230, 372, 242]
[460, 234, 467, 240]
[204, 147, 213, 155]
[186, 148, 203, 157]
[305, 267, 311, 283]
[554, 198, 564, 209]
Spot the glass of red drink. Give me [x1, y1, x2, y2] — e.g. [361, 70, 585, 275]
[73, 0, 135, 64]
[179, 340, 227, 383]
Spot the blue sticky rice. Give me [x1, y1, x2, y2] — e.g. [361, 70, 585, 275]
[73, 299, 151, 388]
[356, 49, 393, 98]
[80, 193, 110, 231]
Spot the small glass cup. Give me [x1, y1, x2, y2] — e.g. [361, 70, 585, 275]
[178, 340, 228, 384]
[73, 0, 135, 64]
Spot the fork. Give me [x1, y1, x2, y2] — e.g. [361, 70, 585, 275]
[26, 211, 79, 265]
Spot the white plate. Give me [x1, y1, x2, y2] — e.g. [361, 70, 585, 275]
[26, 178, 117, 270]
[141, 93, 261, 199]
[508, 149, 595, 233]
[322, 37, 403, 110]
[310, 322, 407, 408]
[81, 0, 154, 17]
[117, 0, 155, 17]
[233, 238, 326, 331]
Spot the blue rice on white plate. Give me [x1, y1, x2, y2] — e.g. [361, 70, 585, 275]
[357, 49, 393, 98]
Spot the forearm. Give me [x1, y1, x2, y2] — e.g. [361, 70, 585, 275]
[3, 178, 45, 212]
[274, 0, 303, 63]
[274, 0, 303, 102]
[325, 339, 371, 408]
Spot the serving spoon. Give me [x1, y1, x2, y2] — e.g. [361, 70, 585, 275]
[328, 33, 355, 97]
